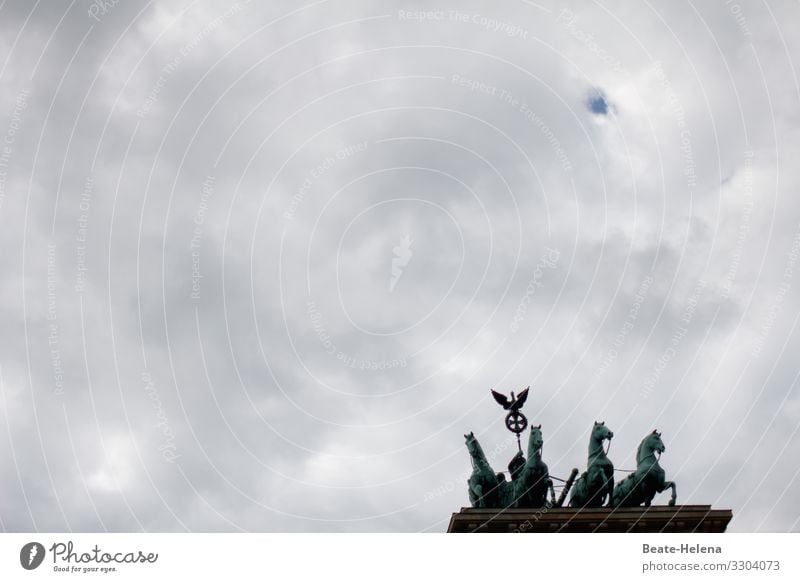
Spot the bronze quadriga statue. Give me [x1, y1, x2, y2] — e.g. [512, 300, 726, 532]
[464, 387, 678, 511]
[450, 420, 730, 532]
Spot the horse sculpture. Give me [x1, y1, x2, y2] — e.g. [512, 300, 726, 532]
[569, 421, 615, 508]
[465, 432, 510, 508]
[512, 425, 556, 507]
[612, 430, 676, 507]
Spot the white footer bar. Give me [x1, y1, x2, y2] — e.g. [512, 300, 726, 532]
[1, 533, 797, 581]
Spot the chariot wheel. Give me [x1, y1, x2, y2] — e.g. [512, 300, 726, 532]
[505, 411, 528, 434]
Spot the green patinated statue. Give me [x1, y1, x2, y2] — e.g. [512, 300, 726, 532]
[612, 430, 677, 507]
[465, 426, 564, 509]
[512, 424, 555, 508]
[569, 421, 615, 508]
[464, 432, 511, 508]
[464, 412, 680, 510]
[465, 388, 578, 509]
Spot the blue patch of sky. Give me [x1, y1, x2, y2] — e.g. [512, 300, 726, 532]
[587, 89, 609, 115]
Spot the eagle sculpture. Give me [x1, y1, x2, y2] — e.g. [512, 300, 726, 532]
[490, 387, 529, 412]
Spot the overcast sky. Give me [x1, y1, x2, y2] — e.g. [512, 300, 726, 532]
[1, 0, 799, 533]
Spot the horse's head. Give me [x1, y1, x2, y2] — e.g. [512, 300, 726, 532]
[464, 432, 490, 473]
[464, 432, 481, 457]
[642, 430, 665, 455]
[529, 424, 543, 451]
[592, 420, 614, 442]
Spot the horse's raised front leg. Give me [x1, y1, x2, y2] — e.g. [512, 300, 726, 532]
[664, 481, 676, 506]
[547, 479, 555, 507]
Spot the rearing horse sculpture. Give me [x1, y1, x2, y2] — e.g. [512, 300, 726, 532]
[464, 432, 509, 508]
[612, 430, 677, 507]
[569, 421, 615, 508]
[512, 425, 556, 507]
